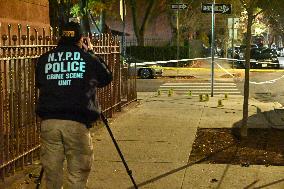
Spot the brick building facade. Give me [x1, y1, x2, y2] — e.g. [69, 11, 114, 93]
[0, 0, 50, 36]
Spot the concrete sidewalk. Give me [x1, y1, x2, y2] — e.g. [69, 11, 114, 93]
[86, 92, 284, 189]
[2, 92, 284, 189]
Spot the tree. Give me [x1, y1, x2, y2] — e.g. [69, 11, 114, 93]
[261, 1, 284, 46]
[238, 0, 277, 137]
[48, 0, 116, 35]
[129, 0, 157, 46]
[170, 0, 204, 45]
[239, 0, 255, 137]
[49, 0, 79, 34]
[49, 0, 60, 30]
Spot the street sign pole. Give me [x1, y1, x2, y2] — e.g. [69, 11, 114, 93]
[201, 2, 232, 97]
[171, 2, 188, 69]
[122, 0, 126, 57]
[170, 3, 188, 75]
[174, 5, 180, 77]
[231, 17, 234, 63]
[211, 0, 215, 97]
[177, 3, 180, 65]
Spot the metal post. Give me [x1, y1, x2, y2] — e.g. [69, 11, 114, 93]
[176, 2, 180, 77]
[177, 4, 180, 62]
[231, 17, 235, 68]
[211, 0, 215, 97]
[122, 0, 126, 57]
[231, 17, 234, 58]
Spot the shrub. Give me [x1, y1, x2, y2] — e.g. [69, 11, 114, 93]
[126, 46, 190, 62]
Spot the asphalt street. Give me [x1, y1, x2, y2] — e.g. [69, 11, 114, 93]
[137, 57, 284, 106]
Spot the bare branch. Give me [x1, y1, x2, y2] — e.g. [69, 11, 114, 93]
[129, 0, 139, 38]
[140, 0, 155, 34]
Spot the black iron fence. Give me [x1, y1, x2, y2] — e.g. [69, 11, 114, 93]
[0, 24, 136, 181]
[125, 37, 172, 47]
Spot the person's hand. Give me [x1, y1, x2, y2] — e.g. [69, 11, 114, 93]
[82, 37, 94, 52]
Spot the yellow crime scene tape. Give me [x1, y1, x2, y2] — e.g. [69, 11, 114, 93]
[143, 57, 284, 84]
[149, 57, 284, 73]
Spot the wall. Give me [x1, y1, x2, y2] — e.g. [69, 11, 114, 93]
[0, 0, 50, 36]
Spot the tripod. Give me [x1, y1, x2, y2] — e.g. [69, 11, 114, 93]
[35, 168, 44, 189]
[100, 113, 138, 189]
[35, 113, 138, 189]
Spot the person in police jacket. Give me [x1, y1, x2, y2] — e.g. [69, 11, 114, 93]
[35, 21, 112, 189]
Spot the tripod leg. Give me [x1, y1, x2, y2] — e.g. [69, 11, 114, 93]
[100, 113, 138, 189]
[35, 168, 44, 189]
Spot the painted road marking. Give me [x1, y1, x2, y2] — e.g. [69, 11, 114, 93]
[161, 67, 284, 72]
[162, 83, 236, 85]
[159, 82, 241, 95]
[160, 88, 239, 91]
[160, 86, 238, 88]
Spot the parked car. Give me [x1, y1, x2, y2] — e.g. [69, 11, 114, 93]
[276, 47, 284, 57]
[125, 56, 163, 79]
[236, 46, 280, 69]
[228, 46, 241, 59]
[130, 62, 163, 79]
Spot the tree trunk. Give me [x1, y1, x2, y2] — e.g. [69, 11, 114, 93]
[241, 7, 254, 137]
[130, 0, 155, 46]
[49, 0, 59, 30]
[130, 0, 139, 44]
[100, 0, 107, 33]
[80, 0, 91, 36]
[49, 0, 74, 35]
[100, 9, 106, 33]
[269, 34, 275, 47]
[137, 31, 145, 46]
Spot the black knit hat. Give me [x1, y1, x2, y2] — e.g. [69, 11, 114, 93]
[59, 21, 83, 45]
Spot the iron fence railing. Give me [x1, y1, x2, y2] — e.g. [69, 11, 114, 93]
[125, 37, 172, 47]
[0, 24, 136, 181]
